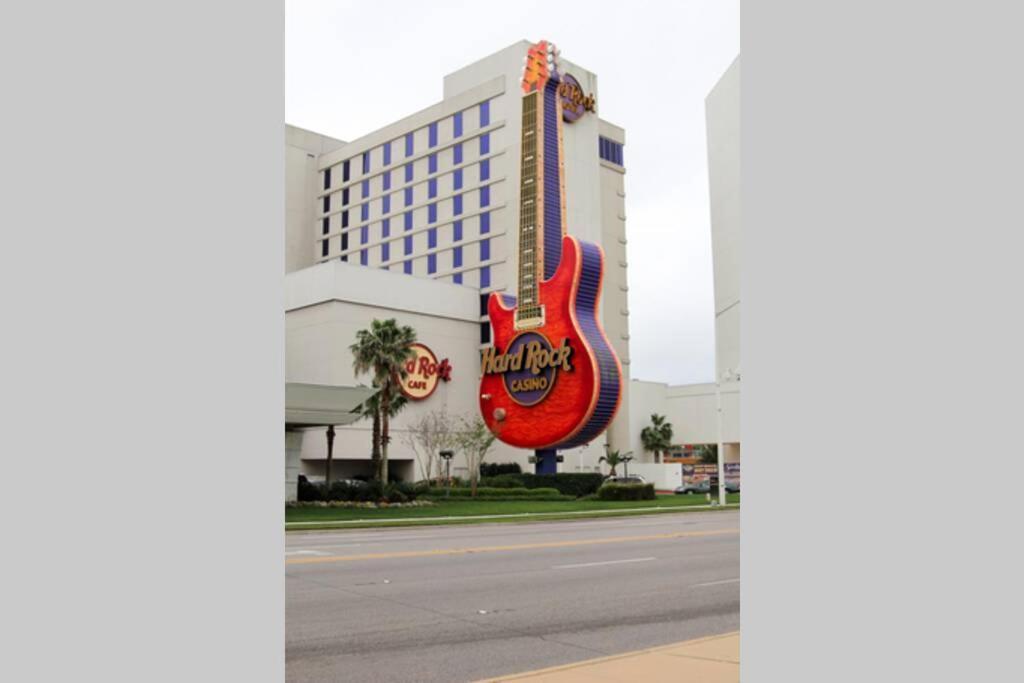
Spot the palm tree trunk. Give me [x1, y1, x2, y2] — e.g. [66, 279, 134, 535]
[371, 409, 381, 479]
[380, 387, 390, 483]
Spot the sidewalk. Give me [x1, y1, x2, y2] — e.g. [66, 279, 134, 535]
[477, 631, 739, 682]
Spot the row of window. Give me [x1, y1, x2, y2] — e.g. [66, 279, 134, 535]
[320, 184, 493, 236]
[599, 136, 625, 166]
[327, 241, 492, 289]
[323, 100, 492, 191]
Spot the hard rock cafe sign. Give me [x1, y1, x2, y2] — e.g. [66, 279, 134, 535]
[558, 73, 596, 123]
[398, 343, 452, 400]
[480, 332, 574, 406]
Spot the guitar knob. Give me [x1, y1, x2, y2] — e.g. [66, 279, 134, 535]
[481, 393, 492, 401]
[493, 408, 506, 422]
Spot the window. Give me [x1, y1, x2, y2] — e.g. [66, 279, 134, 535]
[453, 194, 463, 216]
[479, 133, 490, 156]
[480, 321, 491, 344]
[453, 272, 463, 285]
[453, 219, 463, 242]
[360, 249, 368, 266]
[428, 122, 438, 148]
[404, 235, 413, 255]
[382, 218, 390, 238]
[427, 253, 437, 274]
[362, 180, 369, 198]
[342, 187, 350, 206]
[362, 151, 370, 174]
[428, 178, 437, 199]
[341, 254, 348, 262]
[453, 245, 463, 268]
[321, 239, 328, 257]
[453, 111, 463, 138]
[428, 227, 437, 249]
[480, 100, 490, 127]
[480, 186, 490, 208]
[383, 141, 391, 166]
[404, 211, 413, 231]
[343, 159, 350, 182]
[341, 232, 348, 252]
[382, 171, 391, 191]
[480, 159, 490, 181]
[479, 293, 489, 316]
[361, 204, 369, 222]
[323, 195, 330, 213]
[405, 132, 414, 157]
[405, 163, 413, 183]
[382, 195, 391, 215]
[404, 187, 413, 207]
[323, 168, 331, 190]
[360, 225, 369, 244]
[404, 260, 412, 275]
[453, 142, 463, 165]
[322, 217, 329, 235]
[480, 265, 491, 288]
[428, 153, 437, 174]
[428, 203, 437, 223]
[480, 211, 490, 234]
[382, 242, 390, 262]
[341, 210, 349, 229]
[480, 238, 490, 261]
[599, 136, 625, 166]
[453, 168, 463, 190]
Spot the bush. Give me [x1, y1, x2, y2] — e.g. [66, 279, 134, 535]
[297, 475, 323, 502]
[320, 479, 419, 503]
[480, 462, 522, 477]
[424, 486, 566, 499]
[479, 473, 526, 488]
[521, 473, 606, 498]
[596, 483, 656, 501]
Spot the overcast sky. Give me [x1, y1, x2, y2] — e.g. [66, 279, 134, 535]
[286, 0, 739, 386]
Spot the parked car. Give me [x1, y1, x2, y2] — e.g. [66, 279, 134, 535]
[604, 475, 647, 485]
[674, 480, 710, 495]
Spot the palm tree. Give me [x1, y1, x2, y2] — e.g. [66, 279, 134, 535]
[695, 443, 718, 464]
[599, 446, 633, 477]
[353, 383, 408, 478]
[640, 413, 673, 463]
[350, 319, 417, 482]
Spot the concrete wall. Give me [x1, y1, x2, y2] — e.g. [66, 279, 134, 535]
[286, 125, 346, 274]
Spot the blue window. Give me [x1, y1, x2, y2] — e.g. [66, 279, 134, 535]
[480, 159, 490, 181]
[453, 111, 463, 138]
[360, 249, 368, 266]
[599, 136, 624, 166]
[342, 187, 350, 206]
[323, 168, 331, 190]
[404, 187, 413, 207]
[428, 253, 437, 274]
[428, 153, 437, 174]
[404, 260, 412, 275]
[360, 225, 369, 245]
[428, 203, 437, 223]
[383, 141, 391, 166]
[480, 100, 490, 127]
[382, 195, 391, 215]
[479, 133, 490, 156]
[405, 163, 413, 183]
[382, 218, 390, 238]
[362, 180, 369, 198]
[453, 168, 463, 190]
[361, 203, 369, 222]
[321, 239, 328, 257]
[382, 171, 391, 191]
[323, 195, 330, 213]
[453, 142, 463, 165]
[362, 152, 369, 174]
[428, 227, 437, 249]
[453, 219, 463, 242]
[428, 122, 438, 148]
[382, 242, 390, 262]
[480, 238, 490, 261]
[322, 217, 329, 235]
[480, 211, 490, 234]
[428, 178, 437, 199]
[453, 272, 463, 285]
[341, 210, 349, 228]
[405, 132, 414, 157]
[480, 265, 491, 288]
[343, 159, 350, 182]
[404, 235, 413, 255]
[453, 245, 463, 268]
[480, 186, 490, 207]
[341, 232, 348, 252]
[453, 194, 463, 216]
[404, 211, 413, 231]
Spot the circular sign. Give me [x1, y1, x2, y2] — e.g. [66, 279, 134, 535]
[502, 332, 559, 406]
[559, 74, 592, 123]
[399, 343, 451, 400]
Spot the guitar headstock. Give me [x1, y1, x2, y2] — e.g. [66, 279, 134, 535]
[521, 40, 560, 93]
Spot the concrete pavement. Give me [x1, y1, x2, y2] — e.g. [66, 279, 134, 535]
[286, 511, 739, 682]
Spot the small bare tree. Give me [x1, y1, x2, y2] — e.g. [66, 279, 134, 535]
[402, 408, 457, 484]
[453, 414, 497, 497]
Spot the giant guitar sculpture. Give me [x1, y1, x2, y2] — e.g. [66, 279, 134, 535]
[479, 40, 622, 450]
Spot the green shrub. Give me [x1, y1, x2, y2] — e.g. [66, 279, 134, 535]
[424, 486, 565, 499]
[521, 473, 605, 498]
[596, 483, 656, 501]
[479, 473, 526, 488]
[480, 462, 523, 477]
[320, 479, 419, 503]
[297, 475, 323, 502]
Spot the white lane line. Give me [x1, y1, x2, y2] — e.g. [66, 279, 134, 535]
[554, 557, 656, 569]
[285, 550, 330, 556]
[690, 578, 740, 587]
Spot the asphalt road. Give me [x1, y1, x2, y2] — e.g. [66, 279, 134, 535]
[286, 510, 739, 682]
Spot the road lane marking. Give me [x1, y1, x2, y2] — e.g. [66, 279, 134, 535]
[691, 578, 740, 587]
[285, 528, 739, 565]
[284, 550, 330, 556]
[554, 557, 656, 569]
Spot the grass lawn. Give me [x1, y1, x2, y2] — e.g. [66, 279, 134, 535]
[286, 493, 740, 529]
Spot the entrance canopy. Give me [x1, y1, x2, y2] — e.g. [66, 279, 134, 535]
[285, 382, 375, 429]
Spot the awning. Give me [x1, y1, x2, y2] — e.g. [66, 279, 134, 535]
[285, 382, 376, 429]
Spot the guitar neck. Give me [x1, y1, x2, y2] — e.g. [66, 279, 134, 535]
[516, 91, 543, 325]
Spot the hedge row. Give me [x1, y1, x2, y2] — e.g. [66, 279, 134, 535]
[423, 486, 564, 499]
[476, 473, 606, 497]
[479, 462, 523, 477]
[297, 478, 421, 503]
[595, 483, 656, 501]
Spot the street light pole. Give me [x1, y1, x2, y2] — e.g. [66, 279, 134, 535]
[439, 450, 454, 499]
